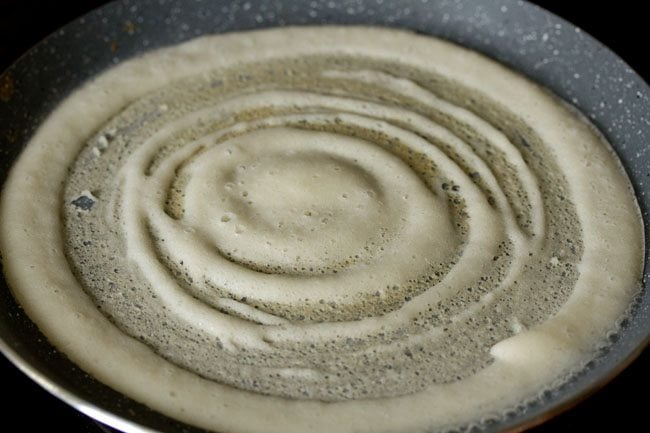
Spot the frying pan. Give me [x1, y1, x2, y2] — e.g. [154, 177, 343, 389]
[0, 1, 648, 432]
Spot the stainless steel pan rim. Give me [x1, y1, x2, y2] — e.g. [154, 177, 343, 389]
[0, 1, 648, 432]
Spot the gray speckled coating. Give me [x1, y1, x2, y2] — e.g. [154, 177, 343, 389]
[0, 1, 648, 432]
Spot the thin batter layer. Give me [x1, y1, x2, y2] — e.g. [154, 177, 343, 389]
[0, 27, 644, 433]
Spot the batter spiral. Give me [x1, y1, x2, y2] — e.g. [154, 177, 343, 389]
[64, 53, 581, 400]
[2, 27, 643, 432]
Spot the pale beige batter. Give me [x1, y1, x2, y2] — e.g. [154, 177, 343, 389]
[0, 26, 644, 432]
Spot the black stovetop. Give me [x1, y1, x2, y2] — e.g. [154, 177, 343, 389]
[1, 1, 647, 432]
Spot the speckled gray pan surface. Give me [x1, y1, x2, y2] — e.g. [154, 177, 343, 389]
[0, 1, 648, 432]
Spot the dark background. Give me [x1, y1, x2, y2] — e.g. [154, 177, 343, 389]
[0, 1, 647, 432]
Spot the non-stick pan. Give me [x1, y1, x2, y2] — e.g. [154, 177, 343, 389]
[0, 1, 648, 432]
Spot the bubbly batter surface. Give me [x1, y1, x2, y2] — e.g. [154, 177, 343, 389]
[0, 27, 644, 432]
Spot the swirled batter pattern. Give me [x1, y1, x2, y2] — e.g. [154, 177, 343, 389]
[64, 55, 583, 400]
[2, 27, 643, 432]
